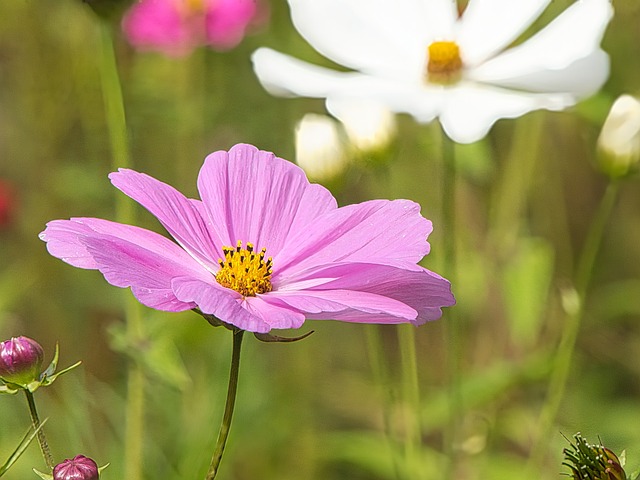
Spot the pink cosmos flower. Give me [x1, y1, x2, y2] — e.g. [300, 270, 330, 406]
[122, 0, 258, 56]
[40, 144, 454, 333]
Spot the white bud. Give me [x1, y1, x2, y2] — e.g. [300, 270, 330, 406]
[295, 114, 347, 180]
[328, 100, 396, 152]
[597, 94, 640, 178]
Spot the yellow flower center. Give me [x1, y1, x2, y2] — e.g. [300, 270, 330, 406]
[215, 241, 273, 297]
[181, 0, 206, 15]
[426, 41, 463, 84]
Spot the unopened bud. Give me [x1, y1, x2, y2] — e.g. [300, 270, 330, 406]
[597, 94, 640, 179]
[0, 336, 44, 388]
[53, 455, 99, 480]
[328, 100, 396, 152]
[295, 113, 348, 180]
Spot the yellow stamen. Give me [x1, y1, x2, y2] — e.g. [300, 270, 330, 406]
[182, 0, 206, 14]
[427, 41, 463, 84]
[215, 240, 273, 297]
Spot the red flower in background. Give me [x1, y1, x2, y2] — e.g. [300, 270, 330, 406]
[0, 179, 15, 229]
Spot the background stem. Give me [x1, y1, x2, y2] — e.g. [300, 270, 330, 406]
[441, 129, 461, 480]
[528, 181, 620, 469]
[97, 20, 145, 480]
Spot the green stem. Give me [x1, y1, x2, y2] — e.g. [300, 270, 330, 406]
[365, 325, 402, 480]
[97, 20, 145, 480]
[441, 129, 461, 480]
[442, 131, 462, 479]
[24, 390, 54, 470]
[206, 329, 245, 480]
[398, 325, 424, 479]
[529, 181, 619, 468]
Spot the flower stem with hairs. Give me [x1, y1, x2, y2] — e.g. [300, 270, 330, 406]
[24, 390, 54, 470]
[206, 329, 245, 480]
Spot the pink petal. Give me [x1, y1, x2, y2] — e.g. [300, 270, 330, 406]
[273, 199, 432, 283]
[268, 289, 417, 320]
[122, 0, 196, 56]
[171, 277, 272, 332]
[197, 144, 337, 255]
[244, 295, 306, 330]
[40, 218, 208, 311]
[110, 169, 223, 272]
[40, 218, 196, 269]
[286, 262, 455, 324]
[204, 0, 256, 50]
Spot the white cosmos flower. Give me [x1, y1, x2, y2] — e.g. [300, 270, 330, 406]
[252, 0, 613, 144]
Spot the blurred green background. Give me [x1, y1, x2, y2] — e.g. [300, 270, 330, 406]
[1, 0, 640, 479]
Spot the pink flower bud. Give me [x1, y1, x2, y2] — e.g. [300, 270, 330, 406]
[53, 455, 99, 480]
[0, 336, 44, 387]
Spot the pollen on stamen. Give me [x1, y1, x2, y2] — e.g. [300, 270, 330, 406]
[216, 240, 273, 297]
[426, 41, 463, 85]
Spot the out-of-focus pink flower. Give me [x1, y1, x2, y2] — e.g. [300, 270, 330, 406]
[53, 455, 99, 480]
[122, 0, 258, 56]
[0, 179, 15, 229]
[40, 144, 455, 333]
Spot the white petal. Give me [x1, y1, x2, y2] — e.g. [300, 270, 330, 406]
[252, 48, 443, 124]
[439, 83, 574, 143]
[328, 87, 443, 126]
[416, 0, 459, 40]
[252, 48, 351, 98]
[469, 0, 613, 80]
[456, 0, 552, 65]
[471, 49, 609, 97]
[288, 0, 427, 79]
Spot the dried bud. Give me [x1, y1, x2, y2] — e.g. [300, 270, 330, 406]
[0, 336, 44, 388]
[53, 455, 99, 480]
[563, 433, 627, 480]
[597, 94, 640, 179]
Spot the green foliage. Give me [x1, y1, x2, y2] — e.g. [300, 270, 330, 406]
[0, 1, 639, 479]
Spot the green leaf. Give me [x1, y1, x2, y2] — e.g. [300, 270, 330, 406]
[32, 469, 52, 480]
[0, 419, 48, 477]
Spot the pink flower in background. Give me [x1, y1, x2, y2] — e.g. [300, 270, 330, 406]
[40, 144, 454, 333]
[122, 0, 258, 56]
